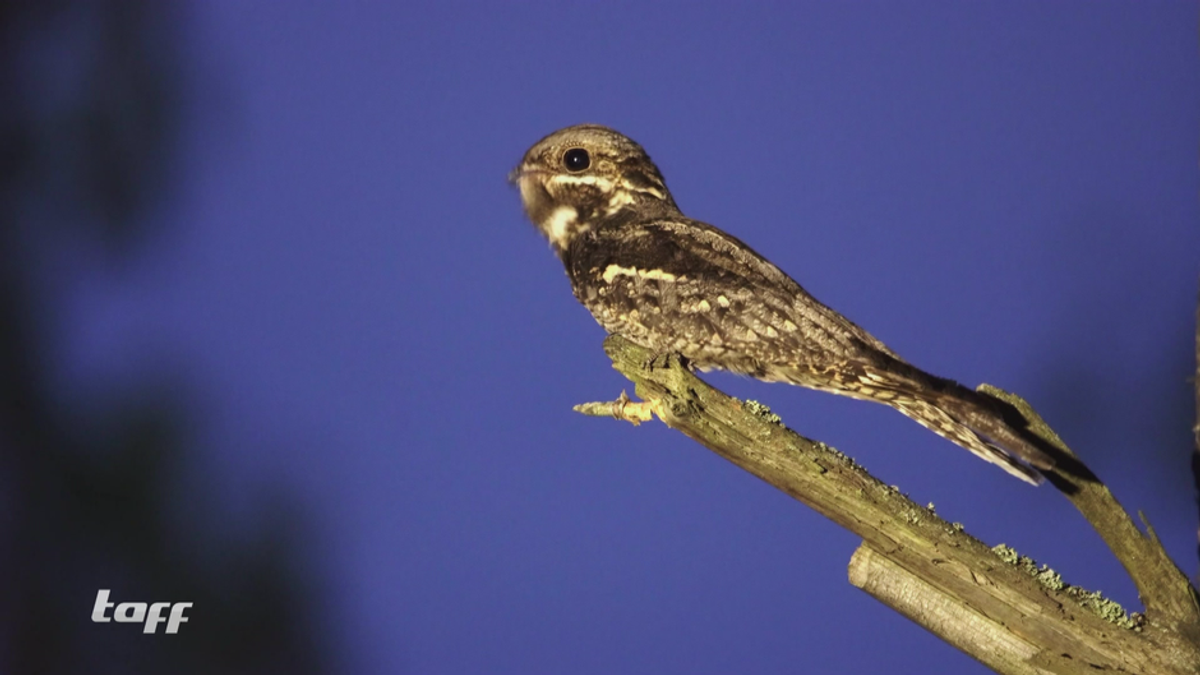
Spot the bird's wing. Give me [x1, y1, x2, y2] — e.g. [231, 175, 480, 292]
[570, 216, 904, 369]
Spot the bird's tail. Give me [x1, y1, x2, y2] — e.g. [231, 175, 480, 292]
[782, 361, 1054, 484]
[890, 394, 1048, 485]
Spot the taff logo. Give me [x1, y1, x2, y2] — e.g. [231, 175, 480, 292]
[91, 589, 192, 634]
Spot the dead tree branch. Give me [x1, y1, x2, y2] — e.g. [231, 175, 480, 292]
[576, 335, 1200, 674]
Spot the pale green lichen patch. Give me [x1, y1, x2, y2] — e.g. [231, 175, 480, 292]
[742, 399, 782, 426]
[992, 544, 1019, 565]
[902, 506, 924, 525]
[814, 441, 854, 465]
[813, 441, 858, 471]
[1066, 587, 1138, 628]
[991, 543, 1136, 629]
[1034, 565, 1064, 591]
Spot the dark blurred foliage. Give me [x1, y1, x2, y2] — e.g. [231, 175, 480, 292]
[0, 1, 333, 672]
[1194, 303, 1200, 578]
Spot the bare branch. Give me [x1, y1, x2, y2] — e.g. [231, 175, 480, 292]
[983, 386, 1200, 629]
[581, 335, 1200, 674]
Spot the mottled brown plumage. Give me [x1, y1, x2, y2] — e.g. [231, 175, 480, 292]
[511, 124, 1053, 484]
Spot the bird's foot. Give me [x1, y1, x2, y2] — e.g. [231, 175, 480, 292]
[642, 349, 687, 372]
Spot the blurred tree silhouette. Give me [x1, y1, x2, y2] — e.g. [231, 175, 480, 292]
[0, 2, 333, 672]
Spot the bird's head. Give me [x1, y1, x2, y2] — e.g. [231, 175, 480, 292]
[510, 124, 678, 251]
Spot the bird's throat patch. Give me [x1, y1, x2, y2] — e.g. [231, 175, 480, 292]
[543, 205, 579, 249]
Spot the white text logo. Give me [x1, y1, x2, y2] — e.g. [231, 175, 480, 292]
[91, 589, 192, 634]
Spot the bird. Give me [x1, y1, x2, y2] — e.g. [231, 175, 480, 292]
[509, 124, 1054, 484]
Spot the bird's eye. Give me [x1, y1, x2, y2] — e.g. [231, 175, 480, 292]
[563, 148, 591, 172]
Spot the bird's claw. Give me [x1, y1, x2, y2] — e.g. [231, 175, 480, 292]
[642, 350, 685, 372]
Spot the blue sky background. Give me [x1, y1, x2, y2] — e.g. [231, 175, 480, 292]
[54, 2, 1199, 673]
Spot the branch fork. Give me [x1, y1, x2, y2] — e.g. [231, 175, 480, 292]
[573, 335, 1200, 674]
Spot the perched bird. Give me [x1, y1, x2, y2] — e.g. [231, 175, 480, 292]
[510, 124, 1053, 484]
